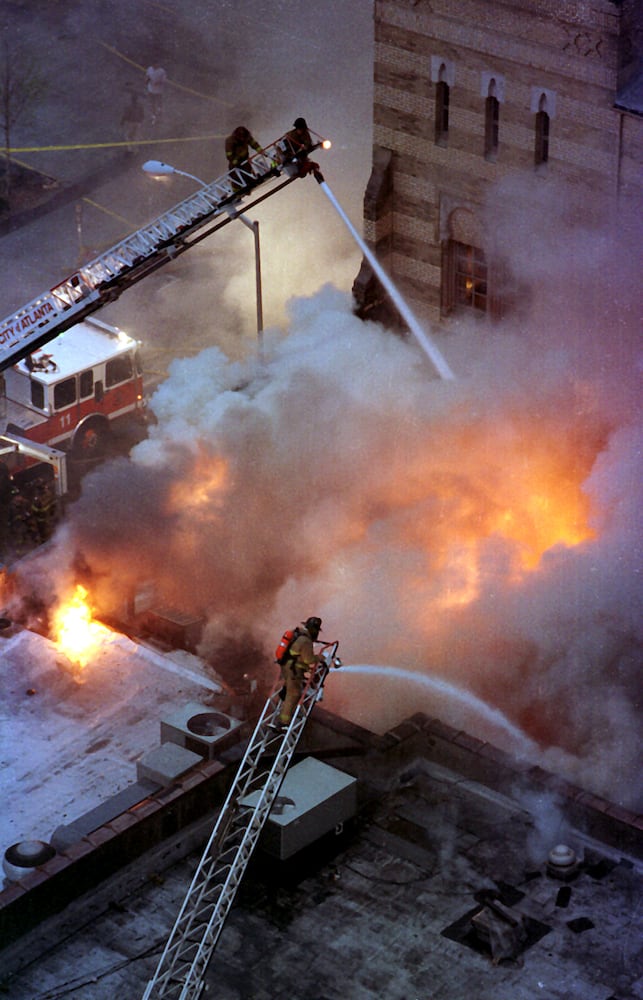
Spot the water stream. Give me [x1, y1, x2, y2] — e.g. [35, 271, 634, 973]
[319, 180, 455, 381]
[339, 663, 537, 754]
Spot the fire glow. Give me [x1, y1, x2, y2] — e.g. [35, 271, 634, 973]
[168, 453, 228, 517]
[391, 416, 599, 611]
[51, 584, 113, 668]
[434, 477, 594, 609]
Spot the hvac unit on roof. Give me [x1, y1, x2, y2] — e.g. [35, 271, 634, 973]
[160, 701, 245, 760]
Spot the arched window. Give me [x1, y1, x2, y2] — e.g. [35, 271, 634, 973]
[484, 78, 499, 161]
[441, 209, 489, 317]
[535, 93, 550, 168]
[435, 64, 450, 146]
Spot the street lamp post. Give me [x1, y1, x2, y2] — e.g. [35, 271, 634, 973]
[142, 160, 264, 350]
[235, 213, 263, 349]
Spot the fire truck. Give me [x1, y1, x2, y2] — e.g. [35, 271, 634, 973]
[0, 130, 329, 498]
[2, 315, 145, 461]
[0, 131, 348, 997]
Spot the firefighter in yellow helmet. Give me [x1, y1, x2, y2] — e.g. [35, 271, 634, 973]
[277, 616, 323, 728]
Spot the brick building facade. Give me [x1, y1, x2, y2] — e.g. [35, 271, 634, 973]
[354, 0, 642, 326]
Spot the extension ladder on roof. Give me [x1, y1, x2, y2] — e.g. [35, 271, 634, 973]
[0, 134, 324, 373]
[142, 641, 340, 1000]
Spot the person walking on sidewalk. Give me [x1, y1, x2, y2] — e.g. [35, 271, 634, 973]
[145, 64, 167, 125]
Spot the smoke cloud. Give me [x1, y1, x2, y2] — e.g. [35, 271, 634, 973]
[12, 173, 642, 812]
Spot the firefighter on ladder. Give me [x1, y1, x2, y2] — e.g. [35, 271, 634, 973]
[280, 117, 321, 178]
[276, 616, 323, 730]
[225, 126, 263, 181]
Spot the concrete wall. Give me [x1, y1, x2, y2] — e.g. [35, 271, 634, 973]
[381, 713, 643, 860]
[301, 708, 643, 859]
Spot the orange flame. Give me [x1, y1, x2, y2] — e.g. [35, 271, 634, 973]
[167, 453, 229, 518]
[388, 415, 599, 611]
[51, 584, 112, 668]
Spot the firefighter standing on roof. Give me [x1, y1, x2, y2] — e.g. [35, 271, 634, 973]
[279, 616, 323, 727]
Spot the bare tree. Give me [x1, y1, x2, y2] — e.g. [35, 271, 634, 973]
[0, 39, 48, 209]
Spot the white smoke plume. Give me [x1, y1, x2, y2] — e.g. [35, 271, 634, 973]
[516, 789, 573, 868]
[11, 179, 642, 812]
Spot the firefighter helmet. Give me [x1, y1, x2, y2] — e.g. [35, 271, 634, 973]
[293, 117, 308, 129]
[302, 616, 322, 636]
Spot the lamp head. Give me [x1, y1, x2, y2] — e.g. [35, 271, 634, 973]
[142, 160, 176, 177]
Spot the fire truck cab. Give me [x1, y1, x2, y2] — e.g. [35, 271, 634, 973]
[1, 316, 146, 460]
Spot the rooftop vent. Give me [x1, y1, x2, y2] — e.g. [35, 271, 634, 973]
[240, 757, 358, 861]
[442, 886, 551, 964]
[3, 840, 55, 883]
[547, 843, 580, 881]
[160, 701, 244, 759]
[141, 606, 204, 652]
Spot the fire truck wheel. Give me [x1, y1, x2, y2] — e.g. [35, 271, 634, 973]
[71, 417, 111, 458]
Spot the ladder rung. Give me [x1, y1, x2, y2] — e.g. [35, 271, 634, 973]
[142, 648, 336, 999]
[2, 131, 326, 373]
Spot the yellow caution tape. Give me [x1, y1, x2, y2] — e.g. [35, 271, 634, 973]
[80, 198, 136, 227]
[9, 134, 224, 153]
[98, 41, 233, 105]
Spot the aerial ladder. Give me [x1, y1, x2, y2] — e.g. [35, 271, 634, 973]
[0, 133, 328, 374]
[142, 640, 342, 1000]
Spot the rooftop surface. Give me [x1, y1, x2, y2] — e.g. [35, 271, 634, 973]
[2, 699, 641, 1000]
[0, 625, 225, 852]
